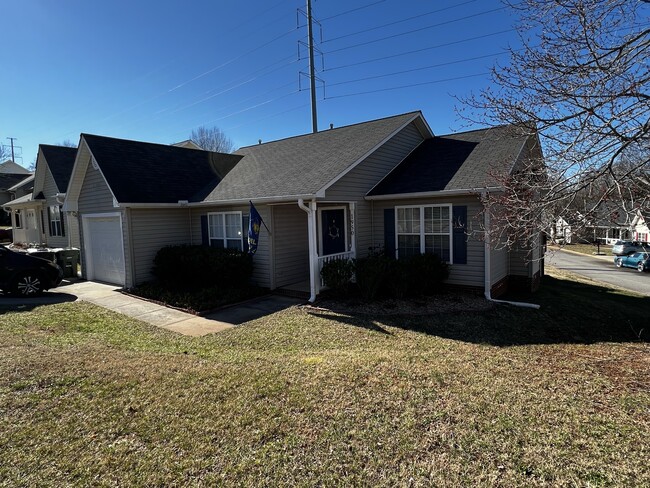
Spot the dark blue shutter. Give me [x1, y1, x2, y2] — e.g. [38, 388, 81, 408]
[60, 206, 65, 237]
[200, 215, 209, 246]
[452, 206, 467, 264]
[242, 214, 250, 253]
[384, 208, 396, 258]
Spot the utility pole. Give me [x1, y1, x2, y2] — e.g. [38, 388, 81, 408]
[307, 0, 318, 133]
[6, 137, 17, 161]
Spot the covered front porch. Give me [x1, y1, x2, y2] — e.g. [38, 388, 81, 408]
[271, 200, 357, 300]
[3, 195, 45, 245]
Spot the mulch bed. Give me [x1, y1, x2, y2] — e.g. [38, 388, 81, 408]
[307, 292, 494, 316]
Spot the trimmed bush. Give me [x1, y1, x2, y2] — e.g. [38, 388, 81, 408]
[152, 245, 253, 291]
[405, 253, 449, 295]
[353, 252, 391, 301]
[320, 258, 354, 297]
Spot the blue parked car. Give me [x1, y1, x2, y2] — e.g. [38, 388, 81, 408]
[614, 252, 650, 272]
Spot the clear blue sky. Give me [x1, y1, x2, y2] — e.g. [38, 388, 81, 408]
[1, 0, 520, 168]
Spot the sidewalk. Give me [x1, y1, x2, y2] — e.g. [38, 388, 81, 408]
[1, 281, 303, 337]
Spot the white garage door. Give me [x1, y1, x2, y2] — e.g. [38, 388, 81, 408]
[84, 215, 125, 285]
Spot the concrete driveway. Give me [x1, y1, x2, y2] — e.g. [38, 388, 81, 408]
[0, 280, 304, 336]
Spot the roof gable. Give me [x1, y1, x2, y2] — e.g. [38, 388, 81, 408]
[0, 160, 31, 175]
[81, 134, 242, 204]
[368, 125, 532, 197]
[39, 145, 78, 192]
[203, 112, 428, 202]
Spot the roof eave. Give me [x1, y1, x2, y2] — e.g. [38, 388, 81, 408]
[365, 187, 503, 201]
[117, 193, 319, 208]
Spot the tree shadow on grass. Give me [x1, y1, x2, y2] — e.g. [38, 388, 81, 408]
[307, 275, 650, 347]
[0, 291, 78, 314]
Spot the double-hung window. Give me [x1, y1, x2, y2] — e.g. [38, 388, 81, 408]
[49, 205, 63, 237]
[208, 211, 243, 250]
[396, 205, 452, 262]
[14, 210, 22, 229]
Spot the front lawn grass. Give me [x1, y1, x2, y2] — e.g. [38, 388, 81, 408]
[0, 267, 648, 486]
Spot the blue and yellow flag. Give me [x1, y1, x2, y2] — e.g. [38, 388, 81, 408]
[248, 202, 262, 255]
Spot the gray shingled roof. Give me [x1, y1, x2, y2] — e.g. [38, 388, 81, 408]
[368, 125, 531, 196]
[202, 112, 422, 202]
[82, 134, 242, 203]
[40, 145, 78, 192]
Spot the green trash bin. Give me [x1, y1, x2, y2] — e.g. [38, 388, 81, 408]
[56, 249, 80, 278]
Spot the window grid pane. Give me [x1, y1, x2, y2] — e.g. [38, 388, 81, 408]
[397, 205, 451, 262]
[208, 212, 242, 251]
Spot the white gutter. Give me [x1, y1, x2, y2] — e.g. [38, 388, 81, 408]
[365, 187, 503, 201]
[483, 193, 540, 310]
[298, 198, 318, 303]
[55, 193, 66, 205]
[117, 194, 318, 209]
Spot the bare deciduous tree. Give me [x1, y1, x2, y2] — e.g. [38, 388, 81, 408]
[459, 0, 650, 245]
[59, 139, 77, 148]
[189, 126, 234, 153]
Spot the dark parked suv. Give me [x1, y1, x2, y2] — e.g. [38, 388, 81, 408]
[0, 246, 63, 296]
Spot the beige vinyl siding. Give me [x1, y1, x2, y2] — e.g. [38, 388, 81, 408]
[190, 204, 272, 289]
[271, 204, 309, 288]
[324, 122, 425, 258]
[129, 208, 192, 285]
[509, 246, 531, 277]
[32, 151, 48, 196]
[42, 167, 68, 248]
[66, 216, 81, 248]
[490, 246, 509, 286]
[77, 157, 131, 286]
[371, 196, 485, 288]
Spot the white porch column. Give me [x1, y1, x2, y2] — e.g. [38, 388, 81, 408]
[298, 198, 319, 302]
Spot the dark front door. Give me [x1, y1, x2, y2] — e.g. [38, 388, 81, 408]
[321, 208, 346, 256]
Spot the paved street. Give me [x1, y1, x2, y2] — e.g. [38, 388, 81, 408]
[546, 249, 650, 297]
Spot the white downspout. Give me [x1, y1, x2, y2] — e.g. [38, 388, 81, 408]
[298, 198, 318, 303]
[483, 195, 540, 310]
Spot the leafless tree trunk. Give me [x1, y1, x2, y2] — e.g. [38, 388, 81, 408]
[459, 0, 650, 246]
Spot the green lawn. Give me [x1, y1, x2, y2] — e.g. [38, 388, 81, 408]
[1, 268, 648, 486]
[550, 243, 614, 256]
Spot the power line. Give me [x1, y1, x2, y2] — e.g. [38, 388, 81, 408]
[326, 28, 516, 72]
[188, 89, 302, 130]
[319, 0, 387, 22]
[162, 58, 301, 116]
[328, 51, 510, 88]
[168, 27, 299, 93]
[323, 0, 479, 43]
[325, 73, 488, 100]
[223, 102, 311, 133]
[324, 6, 509, 54]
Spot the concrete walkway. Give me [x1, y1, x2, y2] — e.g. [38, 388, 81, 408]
[1, 281, 304, 337]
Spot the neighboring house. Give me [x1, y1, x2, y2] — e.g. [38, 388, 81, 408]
[0, 159, 31, 175]
[64, 112, 543, 300]
[172, 139, 204, 150]
[552, 205, 636, 245]
[631, 210, 649, 242]
[2, 145, 79, 248]
[551, 217, 572, 244]
[7, 174, 35, 200]
[0, 161, 33, 227]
